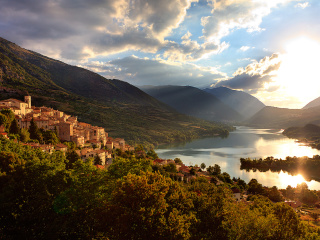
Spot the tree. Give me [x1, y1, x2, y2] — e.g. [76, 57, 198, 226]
[200, 163, 206, 170]
[286, 185, 295, 199]
[0, 109, 15, 131]
[219, 172, 232, 184]
[0, 113, 7, 128]
[213, 164, 221, 175]
[66, 150, 80, 169]
[19, 128, 30, 142]
[164, 162, 177, 173]
[98, 172, 195, 240]
[207, 165, 214, 174]
[94, 155, 102, 165]
[248, 179, 265, 195]
[268, 186, 283, 202]
[107, 157, 153, 179]
[189, 167, 196, 175]
[28, 118, 42, 142]
[174, 158, 183, 165]
[42, 130, 59, 145]
[9, 118, 20, 135]
[146, 149, 158, 159]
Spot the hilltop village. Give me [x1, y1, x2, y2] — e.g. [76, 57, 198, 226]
[0, 95, 134, 165]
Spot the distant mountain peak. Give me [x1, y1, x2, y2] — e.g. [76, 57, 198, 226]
[140, 85, 243, 122]
[203, 87, 265, 119]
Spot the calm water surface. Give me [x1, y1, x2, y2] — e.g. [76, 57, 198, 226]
[156, 126, 320, 190]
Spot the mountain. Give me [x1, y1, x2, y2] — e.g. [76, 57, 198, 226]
[283, 124, 320, 139]
[139, 85, 243, 122]
[0, 36, 233, 146]
[303, 97, 320, 109]
[245, 105, 320, 128]
[204, 87, 265, 119]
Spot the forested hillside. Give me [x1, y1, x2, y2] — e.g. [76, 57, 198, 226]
[0, 37, 232, 146]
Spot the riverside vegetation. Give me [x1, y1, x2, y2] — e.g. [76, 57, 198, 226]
[240, 155, 320, 182]
[1, 138, 320, 239]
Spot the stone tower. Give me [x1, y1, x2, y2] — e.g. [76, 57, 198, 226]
[24, 96, 31, 108]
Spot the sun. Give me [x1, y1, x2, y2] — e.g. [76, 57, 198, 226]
[275, 36, 320, 107]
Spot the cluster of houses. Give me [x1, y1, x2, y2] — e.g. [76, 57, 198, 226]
[0, 96, 134, 165]
[153, 158, 212, 181]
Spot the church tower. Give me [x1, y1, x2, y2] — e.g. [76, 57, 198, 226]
[24, 96, 31, 108]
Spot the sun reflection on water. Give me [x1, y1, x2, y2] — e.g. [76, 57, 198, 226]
[278, 171, 306, 188]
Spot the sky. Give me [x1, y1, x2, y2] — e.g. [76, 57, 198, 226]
[1, 0, 320, 109]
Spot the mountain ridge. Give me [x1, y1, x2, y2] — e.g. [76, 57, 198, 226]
[245, 105, 320, 128]
[0, 36, 232, 146]
[204, 87, 265, 119]
[140, 85, 243, 122]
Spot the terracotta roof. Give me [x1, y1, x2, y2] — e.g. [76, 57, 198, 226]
[55, 143, 68, 148]
[95, 165, 105, 169]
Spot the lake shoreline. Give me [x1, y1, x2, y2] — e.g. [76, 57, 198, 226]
[156, 126, 320, 190]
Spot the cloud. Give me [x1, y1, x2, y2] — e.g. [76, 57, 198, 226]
[295, 2, 309, 9]
[201, 0, 295, 42]
[162, 40, 229, 62]
[0, 0, 197, 60]
[215, 53, 282, 92]
[240, 46, 250, 52]
[80, 56, 227, 87]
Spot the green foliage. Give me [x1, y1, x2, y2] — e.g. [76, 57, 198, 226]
[28, 118, 42, 142]
[99, 172, 195, 240]
[19, 128, 30, 142]
[0, 138, 317, 239]
[200, 162, 206, 170]
[267, 186, 284, 202]
[218, 172, 232, 184]
[174, 158, 183, 165]
[65, 149, 81, 169]
[42, 130, 60, 145]
[285, 185, 295, 199]
[248, 178, 265, 195]
[146, 149, 158, 159]
[164, 162, 177, 173]
[9, 118, 20, 135]
[208, 164, 221, 175]
[107, 157, 153, 179]
[0, 109, 15, 132]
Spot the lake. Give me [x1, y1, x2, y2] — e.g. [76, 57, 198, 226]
[156, 126, 320, 190]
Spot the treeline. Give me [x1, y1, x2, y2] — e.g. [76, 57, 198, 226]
[0, 138, 319, 239]
[240, 156, 320, 181]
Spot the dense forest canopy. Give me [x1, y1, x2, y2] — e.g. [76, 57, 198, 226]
[0, 137, 319, 239]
